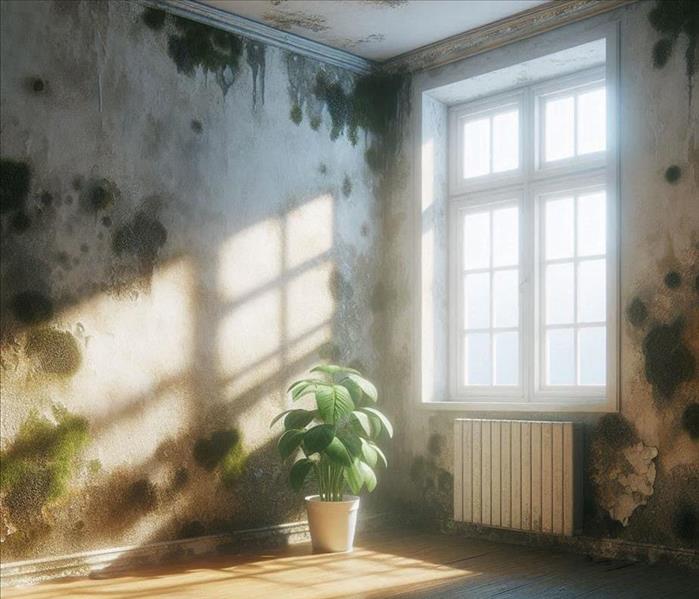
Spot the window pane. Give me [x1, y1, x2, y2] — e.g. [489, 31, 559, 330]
[492, 110, 519, 173]
[463, 117, 490, 178]
[577, 87, 606, 155]
[493, 205, 518, 267]
[546, 263, 574, 325]
[494, 331, 518, 385]
[546, 328, 575, 385]
[464, 273, 490, 329]
[545, 96, 574, 162]
[577, 259, 606, 323]
[545, 197, 574, 260]
[463, 211, 490, 269]
[579, 326, 606, 385]
[464, 333, 491, 385]
[577, 191, 606, 256]
[493, 269, 518, 328]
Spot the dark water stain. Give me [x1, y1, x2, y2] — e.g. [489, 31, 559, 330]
[682, 403, 699, 439]
[71, 175, 83, 191]
[328, 269, 353, 303]
[26, 328, 81, 376]
[10, 290, 54, 325]
[80, 243, 89, 254]
[101, 215, 112, 227]
[1, 159, 31, 214]
[342, 175, 352, 197]
[673, 502, 698, 541]
[171, 466, 189, 491]
[648, 1, 698, 99]
[290, 104, 302, 125]
[594, 413, 638, 450]
[166, 15, 244, 95]
[664, 270, 682, 288]
[40, 192, 53, 207]
[318, 162, 327, 175]
[142, 7, 166, 31]
[23, 77, 47, 95]
[127, 479, 158, 511]
[427, 433, 443, 457]
[80, 178, 119, 213]
[246, 41, 266, 107]
[361, 222, 369, 237]
[11, 211, 31, 233]
[0, 407, 89, 530]
[665, 165, 682, 183]
[643, 318, 696, 400]
[179, 520, 205, 539]
[191, 119, 203, 134]
[193, 430, 240, 470]
[112, 209, 167, 276]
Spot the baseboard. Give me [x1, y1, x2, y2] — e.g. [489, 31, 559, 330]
[0, 512, 386, 588]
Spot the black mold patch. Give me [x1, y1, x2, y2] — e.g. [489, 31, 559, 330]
[664, 270, 682, 288]
[290, 104, 302, 125]
[318, 163, 327, 175]
[127, 479, 158, 511]
[193, 430, 240, 471]
[11, 211, 31, 233]
[665, 165, 682, 183]
[112, 210, 167, 275]
[71, 175, 83, 191]
[246, 41, 266, 107]
[648, 1, 699, 94]
[682, 403, 699, 439]
[310, 116, 321, 130]
[40, 192, 53, 207]
[179, 520, 205, 539]
[80, 178, 119, 213]
[191, 119, 203, 134]
[342, 175, 352, 197]
[172, 466, 189, 491]
[101, 215, 112, 227]
[594, 413, 638, 450]
[142, 7, 166, 30]
[1, 159, 31, 214]
[11, 291, 54, 325]
[166, 16, 244, 95]
[26, 328, 81, 376]
[24, 77, 47, 95]
[643, 318, 696, 400]
[673, 503, 698, 541]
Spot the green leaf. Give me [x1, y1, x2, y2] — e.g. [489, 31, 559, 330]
[351, 411, 372, 437]
[338, 377, 363, 405]
[343, 373, 377, 402]
[311, 364, 360, 376]
[284, 409, 316, 430]
[324, 437, 352, 466]
[290, 459, 313, 492]
[360, 407, 393, 438]
[277, 429, 305, 460]
[315, 384, 354, 425]
[344, 458, 364, 494]
[359, 461, 377, 492]
[368, 441, 388, 468]
[303, 424, 335, 454]
[338, 431, 362, 458]
[270, 409, 294, 428]
[360, 437, 378, 468]
[289, 380, 325, 401]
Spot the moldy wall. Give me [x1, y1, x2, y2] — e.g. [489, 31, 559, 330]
[376, 0, 699, 555]
[0, 0, 404, 562]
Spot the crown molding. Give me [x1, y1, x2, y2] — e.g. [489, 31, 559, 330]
[138, 0, 376, 74]
[383, 0, 637, 73]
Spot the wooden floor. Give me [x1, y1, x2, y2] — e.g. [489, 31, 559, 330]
[4, 530, 696, 598]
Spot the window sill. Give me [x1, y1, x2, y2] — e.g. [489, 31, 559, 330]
[418, 399, 617, 413]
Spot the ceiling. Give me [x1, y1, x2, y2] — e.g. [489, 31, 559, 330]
[199, 0, 548, 61]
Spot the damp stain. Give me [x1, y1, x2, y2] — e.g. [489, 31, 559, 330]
[142, 7, 166, 30]
[26, 328, 82, 376]
[290, 104, 303, 125]
[673, 502, 698, 541]
[193, 429, 247, 488]
[1, 159, 31, 214]
[127, 479, 158, 511]
[179, 520, 205, 539]
[594, 413, 638, 450]
[682, 403, 699, 439]
[80, 178, 119, 213]
[191, 119, 203, 134]
[11, 211, 31, 233]
[342, 175, 352, 198]
[643, 318, 696, 400]
[112, 209, 168, 277]
[10, 291, 54, 325]
[246, 41, 266, 107]
[664, 270, 682, 288]
[264, 10, 329, 33]
[328, 269, 353, 302]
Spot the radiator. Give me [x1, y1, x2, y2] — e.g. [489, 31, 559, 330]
[454, 419, 577, 536]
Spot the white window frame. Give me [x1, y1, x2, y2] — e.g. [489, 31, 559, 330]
[447, 68, 618, 413]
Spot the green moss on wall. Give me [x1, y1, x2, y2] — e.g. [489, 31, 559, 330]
[193, 429, 247, 488]
[0, 407, 89, 524]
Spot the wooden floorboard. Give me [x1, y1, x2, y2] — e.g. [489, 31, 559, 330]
[3, 530, 696, 598]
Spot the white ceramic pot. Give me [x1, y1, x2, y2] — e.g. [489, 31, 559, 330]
[305, 495, 360, 553]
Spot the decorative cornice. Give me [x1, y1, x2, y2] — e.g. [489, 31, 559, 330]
[138, 0, 376, 74]
[383, 0, 638, 73]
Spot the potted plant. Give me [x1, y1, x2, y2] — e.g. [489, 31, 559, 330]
[271, 364, 392, 553]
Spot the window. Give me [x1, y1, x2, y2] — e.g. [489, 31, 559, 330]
[448, 68, 617, 411]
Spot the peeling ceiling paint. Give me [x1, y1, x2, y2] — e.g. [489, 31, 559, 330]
[199, 0, 548, 61]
